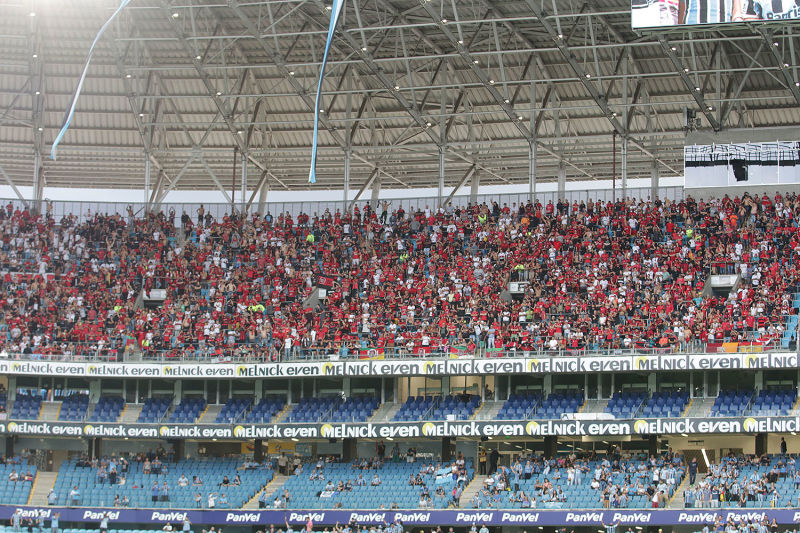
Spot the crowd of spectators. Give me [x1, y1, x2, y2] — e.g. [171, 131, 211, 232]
[686, 454, 798, 508]
[1, 192, 798, 360]
[473, 448, 685, 509]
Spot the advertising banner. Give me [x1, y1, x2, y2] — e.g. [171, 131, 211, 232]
[2, 415, 799, 439]
[2, 506, 799, 526]
[632, 0, 800, 29]
[685, 142, 800, 188]
[1, 352, 796, 379]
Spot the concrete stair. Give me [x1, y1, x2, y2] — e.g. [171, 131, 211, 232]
[370, 402, 400, 423]
[243, 475, 290, 509]
[580, 399, 609, 414]
[684, 397, 716, 418]
[119, 404, 143, 424]
[273, 404, 292, 423]
[667, 476, 691, 508]
[473, 401, 503, 421]
[39, 402, 62, 422]
[28, 472, 58, 505]
[459, 476, 484, 508]
[199, 405, 223, 424]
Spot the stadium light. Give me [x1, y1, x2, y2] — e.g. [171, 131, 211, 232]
[29, 12, 35, 16]
[172, 12, 179, 18]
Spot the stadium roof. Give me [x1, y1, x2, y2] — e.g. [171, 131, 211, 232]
[1, 0, 799, 200]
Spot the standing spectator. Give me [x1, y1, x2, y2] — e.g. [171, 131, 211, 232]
[489, 448, 499, 475]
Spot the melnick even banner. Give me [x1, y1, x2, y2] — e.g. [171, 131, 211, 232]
[2, 415, 798, 439]
[1, 352, 796, 379]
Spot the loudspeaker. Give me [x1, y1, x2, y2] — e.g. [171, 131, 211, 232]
[731, 159, 748, 182]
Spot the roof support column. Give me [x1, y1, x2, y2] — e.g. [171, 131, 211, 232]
[529, 75, 537, 205]
[240, 150, 248, 216]
[370, 174, 381, 210]
[32, 151, 42, 214]
[258, 178, 269, 217]
[144, 156, 152, 211]
[470, 170, 480, 205]
[528, 141, 537, 205]
[650, 160, 660, 202]
[557, 163, 566, 201]
[343, 149, 351, 215]
[621, 137, 628, 200]
[438, 146, 445, 209]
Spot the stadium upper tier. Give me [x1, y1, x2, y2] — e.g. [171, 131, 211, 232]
[5, 388, 797, 423]
[0, 193, 798, 360]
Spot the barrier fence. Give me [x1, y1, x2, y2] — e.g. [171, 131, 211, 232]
[1, 185, 684, 225]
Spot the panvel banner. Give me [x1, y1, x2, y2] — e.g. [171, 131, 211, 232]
[685, 142, 800, 188]
[632, 0, 800, 29]
[2, 415, 800, 439]
[3, 506, 800, 526]
[1, 352, 797, 379]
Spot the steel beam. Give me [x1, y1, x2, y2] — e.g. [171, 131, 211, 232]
[524, 0, 676, 172]
[0, 163, 29, 207]
[442, 163, 476, 207]
[658, 37, 721, 131]
[227, 0, 407, 187]
[348, 167, 379, 211]
[758, 29, 800, 107]
[417, 0, 593, 179]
